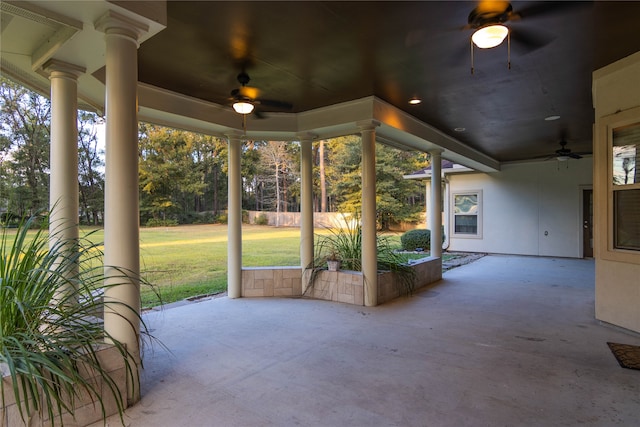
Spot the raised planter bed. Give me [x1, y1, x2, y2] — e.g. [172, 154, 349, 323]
[241, 256, 442, 306]
[1, 345, 127, 427]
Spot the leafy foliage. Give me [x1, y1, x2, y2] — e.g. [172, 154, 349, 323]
[255, 213, 269, 225]
[77, 112, 105, 225]
[1, 81, 428, 230]
[0, 215, 158, 425]
[0, 78, 51, 216]
[138, 123, 227, 224]
[146, 218, 179, 227]
[324, 136, 426, 228]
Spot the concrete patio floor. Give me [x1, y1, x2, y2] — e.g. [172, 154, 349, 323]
[97, 255, 640, 426]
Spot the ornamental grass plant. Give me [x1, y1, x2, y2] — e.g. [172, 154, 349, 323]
[306, 213, 416, 296]
[0, 215, 157, 426]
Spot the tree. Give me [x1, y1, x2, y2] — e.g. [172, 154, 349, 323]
[139, 123, 202, 223]
[191, 132, 227, 216]
[324, 134, 426, 228]
[241, 140, 264, 210]
[77, 112, 104, 225]
[138, 123, 226, 224]
[326, 135, 363, 213]
[374, 144, 426, 229]
[257, 141, 299, 225]
[318, 139, 328, 212]
[0, 78, 51, 216]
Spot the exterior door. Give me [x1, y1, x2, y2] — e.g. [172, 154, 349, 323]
[583, 189, 593, 258]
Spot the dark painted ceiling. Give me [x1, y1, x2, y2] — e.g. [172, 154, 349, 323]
[136, 1, 640, 162]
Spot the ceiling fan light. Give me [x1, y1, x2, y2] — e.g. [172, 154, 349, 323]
[557, 155, 570, 162]
[472, 24, 509, 49]
[233, 101, 254, 114]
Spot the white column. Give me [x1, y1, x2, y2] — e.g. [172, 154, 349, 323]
[45, 60, 85, 290]
[227, 133, 243, 298]
[299, 133, 315, 293]
[429, 150, 443, 258]
[359, 120, 380, 307]
[96, 11, 148, 404]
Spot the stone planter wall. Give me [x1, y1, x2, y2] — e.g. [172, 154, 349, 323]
[306, 270, 364, 305]
[241, 256, 442, 306]
[241, 266, 303, 297]
[1, 345, 127, 427]
[378, 256, 442, 304]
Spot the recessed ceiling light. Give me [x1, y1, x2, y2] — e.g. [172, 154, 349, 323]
[544, 115, 561, 121]
[409, 97, 422, 105]
[454, 127, 466, 132]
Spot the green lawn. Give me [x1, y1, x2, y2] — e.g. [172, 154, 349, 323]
[7, 224, 434, 308]
[79, 224, 307, 307]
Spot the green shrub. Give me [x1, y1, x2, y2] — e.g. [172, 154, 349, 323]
[401, 229, 431, 251]
[146, 218, 179, 227]
[255, 213, 269, 225]
[200, 212, 216, 224]
[215, 213, 228, 224]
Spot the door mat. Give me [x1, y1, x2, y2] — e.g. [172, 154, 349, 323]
[607, 342, 640, 370]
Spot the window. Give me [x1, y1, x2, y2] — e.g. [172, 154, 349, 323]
[452, 191, 482, 237]
[612, 121, 640, 251]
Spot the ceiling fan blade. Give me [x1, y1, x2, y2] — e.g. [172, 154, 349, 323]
[514, 1, 590, 20]
[569, 153, 583, 159]
[238, 86, 260, 99]
[510, 25, 555, 53]
[256, 98, 293, 111]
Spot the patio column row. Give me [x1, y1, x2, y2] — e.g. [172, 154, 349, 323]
[227, 132, 243, 299]
[46, 59, 85, 292]
[43, 10, 150, 406]
[429, 150, 443, 258]
[95, 11, 149, 405]
[299, 133, 315, 294]
[360, 120, 380, 307]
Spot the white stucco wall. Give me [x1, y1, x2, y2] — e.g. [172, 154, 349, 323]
[447, 159, 593, 258]
[593, 51, 640, 333]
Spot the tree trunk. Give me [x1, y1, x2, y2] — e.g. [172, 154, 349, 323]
[319, 139, 327, 212]
[275, 162, 281, 226]
[212, 165, 219, 215]
[283, 165, 288, 213]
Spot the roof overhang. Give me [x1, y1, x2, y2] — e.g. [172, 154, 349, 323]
[1, 0, 500, 173]
[138, 86, 500, 173]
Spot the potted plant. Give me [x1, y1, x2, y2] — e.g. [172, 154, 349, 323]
[326, 249, 341, 271]
[0, 215, 158, 426]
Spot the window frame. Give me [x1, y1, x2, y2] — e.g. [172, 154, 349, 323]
[599, 107, 640, 263]
[451, 190, 482, 239]
[611, 120, 640, 252]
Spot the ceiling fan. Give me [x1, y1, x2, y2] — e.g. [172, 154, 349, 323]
[229, 71, 292, 117]
[546, 139, 584, 162]
[462, 1, 577, 72]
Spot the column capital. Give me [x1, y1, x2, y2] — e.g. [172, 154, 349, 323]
[357, 120, 381, 132]
[95, 10, 149, 42]
[429, 148, 445, 156]
[296, 132, 317, 142]
[225, 131, 245, 142]
[43, 59, 85, 79]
